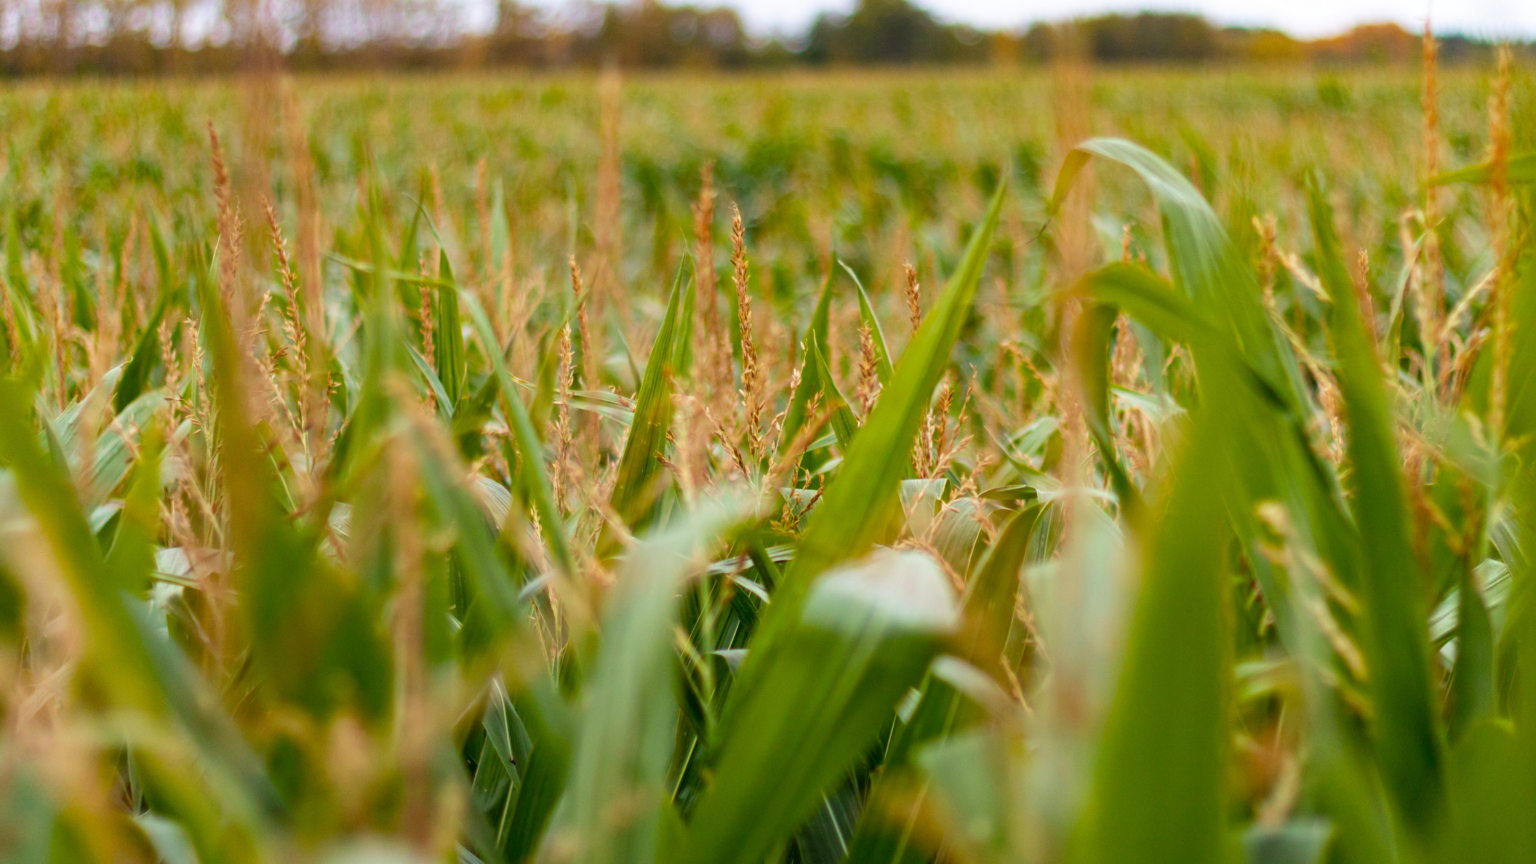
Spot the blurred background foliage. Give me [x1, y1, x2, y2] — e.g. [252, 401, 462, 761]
[0, 0, 1529, 76]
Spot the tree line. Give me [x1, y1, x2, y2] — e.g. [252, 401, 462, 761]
[0, 0, 1523, 76]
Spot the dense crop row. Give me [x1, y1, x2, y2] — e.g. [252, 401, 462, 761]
[0, 54, 1533, 864]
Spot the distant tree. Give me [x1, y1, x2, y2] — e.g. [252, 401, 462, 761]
[1083, 13, 1219, 62]
[1220, 28, 1306, 63]
[484, 1, 548, 66]
[1308, 23, 1418, 64]
[802, 0, 984, 65]
[585, 0, 749, 68]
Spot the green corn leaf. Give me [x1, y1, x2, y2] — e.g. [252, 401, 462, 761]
[1309, 181, 1444, 830]
[563, 502, 744, 864]
[1070, 336, 1240, 864]
[462, 291, 577, 583]
[113, 218, 177, 413]
[1071, 302, 1143, 517]
[778, 269, 836, 457]
[1073, 262, 1214, 346]
[5, 206, 30, 306]
[841, 260, 893, 384]
[843, 504, 1040, 864]
[499, 678, 575, 864]
[201, 261, 393, 723]
[808, 336, 859, 451]
[135, 813, 200, 864]
[410, 422, 526, 644]
[1054, 138, 1309, 420]
[1443, 718, 1536, 863]
[112, 284, 173, 413]
[681, 548, 962, 864]
[408, 343, 455, 419]
[453, 372, 501, 459]
[88, 388, 166, 509]
[1063, 149, 1392, 864]
[0, 377, 172, 715]
[435, 248, 466, 410]
[104, 424, 162, 595]
[61, 222, 93, 331]
[398, 199, 423, 273]
[1431, 152, 1536, 186]
[531, 327, 560, 443]
[1072, 183, 1355, 667]
[793, 784, 862, 864]
[1497, 197, 1536, 742]
[1241, 820, 1333, 864]
[1074, 263, 1304, 651]
[1450, 565, 1495, 740]
[609, 264, 695, 535]
[960, 503, 1043, 671]
[916, 731, 1015, 864]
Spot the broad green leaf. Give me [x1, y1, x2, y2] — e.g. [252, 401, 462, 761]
[499, 678, 574, 863]
[1450, 565, 1495, 739]
[411, 422, 527, 646]
[408, 343, 455, 418]
[1053, 139, 1307, 415]
[1241, 820, 1332, 864]
[793, 784, 862, 864]
[1071, 341, 1239, 864]
[563, 502, 744, 864]
[1310, 182, 1445, 830]
[0, 378, 171, 717]
[104, 424, 162, 595]
[809, 337, 859, 451]
[1074, 263, 1304, 653]
[609, 265, 695, 536]
[916, 731, 1015, 864]
[960, 503, 1043, 671]
[681, 548, 961, 864]
[1071, 302, 1143, 517]
[1442, 718, 1536, 863]
[135, 813, 199, 864]
[87, 388, 166, 509]
[844, 504, 1040, 864]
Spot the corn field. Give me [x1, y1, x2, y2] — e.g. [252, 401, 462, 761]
[0, 51, 1534, 864]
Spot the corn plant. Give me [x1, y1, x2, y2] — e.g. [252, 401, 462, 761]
[0, 52, 1533, 864]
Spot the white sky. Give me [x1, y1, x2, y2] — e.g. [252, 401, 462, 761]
[499, 0, 1536, 40]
